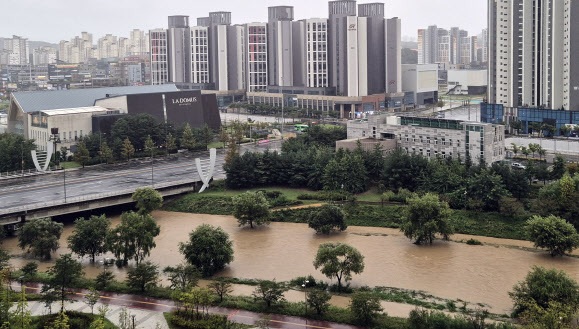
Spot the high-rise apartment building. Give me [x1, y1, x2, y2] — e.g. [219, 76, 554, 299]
[488, 0, 579, 111]
[268, 6, 294, 87]
[168, 16, 191, 83]
[32, 46, 57, 65]
[130, 29, 149, 55]
[293, 18, 329, 89]
[245, 23, 268, 92]
[385, 17, 402, 93]
[206, 12, 232, 91]
[418, 25, 475, 65]
[3, 35, 29, 65]
[190, 26, 209, 84]
[150, 29, 168, 85]
[227, 25, 246, 90]
[328, 0, 357, 96]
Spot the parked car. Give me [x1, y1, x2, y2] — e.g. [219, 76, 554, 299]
[512, 162, 526, 170]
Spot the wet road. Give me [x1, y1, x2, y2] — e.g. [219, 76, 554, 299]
[0, 142, 281, 210]
[15, 283, 362, 329]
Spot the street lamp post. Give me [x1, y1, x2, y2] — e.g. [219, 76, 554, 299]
[151, 148, 154, 187]
[301, 280, 309, 316]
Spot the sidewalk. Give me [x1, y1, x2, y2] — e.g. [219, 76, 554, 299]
[15, 284, 363, 329]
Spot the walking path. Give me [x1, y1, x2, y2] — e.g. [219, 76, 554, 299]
[15, 283, 363, 329]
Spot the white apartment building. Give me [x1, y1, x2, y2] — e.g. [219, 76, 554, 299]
[191, 26, 209, 84]
[348, 115, 506, 164]
[304, 19, 329, 88]
[33, 47, 57, 65]
[488, 0, 579, 111]
[3, 35, 29, 65]
[130, 29, 149, 55]
[245, 23, 268, 92]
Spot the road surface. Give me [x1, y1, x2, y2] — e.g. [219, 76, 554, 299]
[0, 142, 281, 210]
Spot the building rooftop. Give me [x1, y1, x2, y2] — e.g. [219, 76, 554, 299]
[12, 84, 178, 113]
[39, 106, 110, 116]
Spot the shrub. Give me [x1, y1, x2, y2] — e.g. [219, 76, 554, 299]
[169, 310, 242, 329]
[466, 239, 483, 246]
[526, 215, 579, 256]
[510, 266, 579, 317]
[499, 197, 527, 218]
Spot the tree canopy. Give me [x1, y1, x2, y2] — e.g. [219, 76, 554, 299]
[18, 218, 63, 260]
[132, 187, 163, 215]
[313, 242, 365, 289]
[179, 224, 234, 277]
[526, 215, 579, 257]
[308, 205, 347, 235]
[67, 215, 111, 262]
[401, 193, 453, 245]
[107, 211, 160, 266]
[232, 191, 270, 228]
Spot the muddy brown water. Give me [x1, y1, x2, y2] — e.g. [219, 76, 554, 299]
[4, 211, 579, 315]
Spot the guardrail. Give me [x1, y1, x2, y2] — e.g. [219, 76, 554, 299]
[0, 178, 198, 217]
[0, 166, 62, 180]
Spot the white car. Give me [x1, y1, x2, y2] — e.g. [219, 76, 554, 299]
[512, 163, 526, 170]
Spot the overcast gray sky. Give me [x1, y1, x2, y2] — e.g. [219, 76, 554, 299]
[2, 0, 487, 43]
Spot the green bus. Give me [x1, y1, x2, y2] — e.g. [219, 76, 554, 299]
[294, 124, 309, 132]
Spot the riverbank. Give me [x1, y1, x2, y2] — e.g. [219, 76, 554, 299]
[164, 187, 529, 240]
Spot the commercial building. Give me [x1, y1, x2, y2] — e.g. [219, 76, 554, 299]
[348, 114, 506, 164]
[480, 103, 579, 136]
[487, 0, 579, 111]
[7, 85, 178, 145]
[402, 64, 439, 105]
[447, 69, 487, 95]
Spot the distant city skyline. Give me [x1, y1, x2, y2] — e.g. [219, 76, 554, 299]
[1, 0, 486, 44]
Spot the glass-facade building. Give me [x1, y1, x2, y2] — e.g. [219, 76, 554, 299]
[481, 103, 579, 136]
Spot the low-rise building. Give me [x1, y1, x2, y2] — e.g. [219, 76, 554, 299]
[402, 64, 439, 106]
[348, 114, 505, 164]
[447, 69, 487, 95]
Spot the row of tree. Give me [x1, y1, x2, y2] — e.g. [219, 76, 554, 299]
[228, 102, 341, 119]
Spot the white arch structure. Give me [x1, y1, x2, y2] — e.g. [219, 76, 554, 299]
[31, 142, 54, 172]
[196, 148, 217, 193]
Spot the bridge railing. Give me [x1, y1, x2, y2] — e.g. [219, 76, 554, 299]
[0, 179, 198, 217]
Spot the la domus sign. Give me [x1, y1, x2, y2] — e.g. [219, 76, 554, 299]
[171, 97, 198, 105]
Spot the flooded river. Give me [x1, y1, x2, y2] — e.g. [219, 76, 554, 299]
[4, 211, 579, 314]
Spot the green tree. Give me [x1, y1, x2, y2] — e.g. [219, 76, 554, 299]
[323, 153, 368, 194]
[313, 242, 365, 289]
[466, 170, 511, 211]
[526, 215, 579, 257]
[107, 211, 160, 265]
[50, 310, 70, 329]
[67, 215, 111, 262]
[132, 187, 163, 215]
[560, 125, 571, 138]
[349, 291, 383, 326]
[551, 156, 567, 180]
[73, 141, 90, 168]
[180, 123, 196, 150]
[21, 262, 38, 282]
[0, 133, 36, 172]
[307, 289, 331, 315]
[166, 133, 177, 153]
[208, 281, 233, 302]
[511, 120, 522, 134]
[0, 271, 11, 326]
[521, 300, 576, 329]
[95, 271, 115, 290]
[510, 266, 579, 317]
[181, 288, 212, 314]
[200, 124, 214, 149]
[308, 205, 347, 235]
[84, 287, 100, 314]
[401, 193, 453, 245]
[126, 261, 159, 292]
[179, 224, 234, 277]
[144, 134, 155, 155]
[100, 141, 114, 164]
[252, 280, 288, 309]
[521, 146, 531, 159]
[109, 113, 164, 151]
[18, 218, 64, 260]
[232, 191, 271, 228]
[46, 254, 84, 312]
[511, 143, 519, 156]
[0, 249, 9, 271]
[163, 263, 201, 291]
[120, 137, 135, 161]
[60, 147, 68, 163]
[13, 287, 32, 329]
